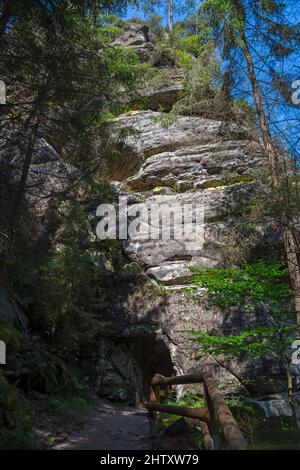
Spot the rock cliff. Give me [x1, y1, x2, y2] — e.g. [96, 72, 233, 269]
[117, 110, 264, 285]
[94, 22, 291, 404]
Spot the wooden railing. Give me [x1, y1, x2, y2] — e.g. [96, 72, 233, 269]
[145, 372, 247, 450]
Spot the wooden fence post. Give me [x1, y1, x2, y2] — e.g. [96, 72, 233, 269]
[146, 372, 247, 450]
[199, 421, 214, 450]
[203, 381, 219, 450]
[203, 373, 247, 450]
[149, 384, 160, 438]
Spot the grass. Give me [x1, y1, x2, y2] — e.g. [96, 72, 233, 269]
[162, 390, 205, 409]
[45, 395, 95, 418]
[158, 391, 206, 449]
[159, 391, 300, 450]
[249, 417, 300, 450]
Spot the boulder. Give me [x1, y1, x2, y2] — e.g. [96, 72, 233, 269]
[251, 392, 300, 426]
[163, 417, 191, 437]
[136, 70, 184, 112]
[113, 21, 156, 62]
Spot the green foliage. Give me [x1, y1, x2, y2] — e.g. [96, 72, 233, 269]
[163, 389, 205, 409]
[181, 35, 208, 57]
[226, 395, 257, 420]
[55, 396, 94, 416]
[175, 50, 194, 68]
[151, 20, 215, 70]
[0, 322, 21, 360]
[159, 390, 206, 449]
[200, 173, 254, 189]
[0, 0, 143, 449]
[36, 206, 101, 354]
[1, 4, 142, 184]
[152, 110, 177, 127]
[32, 195, 125, 364]
[225, 396, 259, 445]
[22, 346, 88, 396]
[196, 0, 300, 146]
[190, 325, 294, 357]
[146, 13, 165, 39]
[249, 416, 300, 450]
[189, 260, 291, 309]
[187, 261, 296, 393]
[233, 98, 257, 124]
[5, 233, 48, 301]
[0, 371, 35, 450]
[0, 370, 18, 412]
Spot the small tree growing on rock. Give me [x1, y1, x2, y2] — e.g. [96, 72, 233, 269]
[188, 261, 298, 416]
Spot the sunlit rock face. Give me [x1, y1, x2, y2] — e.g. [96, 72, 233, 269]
[0, 122, 76, 215]
[96, 101, 284, 399]
[115, 109, 265, 286]
[113, 21, 156, 62]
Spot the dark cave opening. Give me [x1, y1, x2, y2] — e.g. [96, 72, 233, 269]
[134, 334, 175, 400]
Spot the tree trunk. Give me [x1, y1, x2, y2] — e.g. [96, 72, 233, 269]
[284, 356, 296, 419]
[0, 0, 13, 40]
[237, 2, 300, 334]
[0, 109, 41, 288]
[168, 0, 173, 31]
[13, 109, 41, 223]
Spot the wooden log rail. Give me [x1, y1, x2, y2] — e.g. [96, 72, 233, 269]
[145, 372, 247, 450]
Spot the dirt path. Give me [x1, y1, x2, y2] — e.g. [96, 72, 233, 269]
[54, 399, 150, 450]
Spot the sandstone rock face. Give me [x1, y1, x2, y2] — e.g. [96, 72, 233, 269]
[125, 139, 262, 192]
[96, 337, 144, 403]
[102, 280, 284, 399]
[113, 21, 155, 62]
[117, 110, 248, 161]
[143, 81, 183, 112]
[97, 104, 289, 400]
[138, 70, 184, 112]
[0, 131, 76, 215]
[115, 110, 265, 286]
[94, 39, 288, 403]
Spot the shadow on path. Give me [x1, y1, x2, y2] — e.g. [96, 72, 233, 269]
[54, 399, 150, 451]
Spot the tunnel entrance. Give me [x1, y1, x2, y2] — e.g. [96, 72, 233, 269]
[134, 334, 175, 401]
[95, 333, 175, 405]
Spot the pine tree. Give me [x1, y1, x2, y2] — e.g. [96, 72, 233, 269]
[199, 0, 300, 333]
[0, 1, 140, 285]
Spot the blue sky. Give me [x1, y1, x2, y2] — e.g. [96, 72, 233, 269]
[124, 0, 198, 25]
[123, 1, 300, 160]
[125, 0, 300, 24]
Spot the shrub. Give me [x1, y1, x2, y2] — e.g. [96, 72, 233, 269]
[0, 371, 35, 449]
